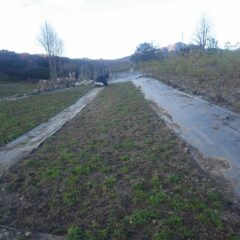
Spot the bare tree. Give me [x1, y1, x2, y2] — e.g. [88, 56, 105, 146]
[193, 16, 213, 49]
[38, 22, 64, 81]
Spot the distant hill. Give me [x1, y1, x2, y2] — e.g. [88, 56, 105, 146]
[114, 56, 130, 62]
[0, 50, 49, 82]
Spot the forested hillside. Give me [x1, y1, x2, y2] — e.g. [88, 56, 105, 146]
[0, 50, 127, 82]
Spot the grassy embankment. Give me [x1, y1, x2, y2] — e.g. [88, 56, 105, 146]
[0, 83, 239, 239]
[138, 50, 240, 112]
[0, 83, 38, 98]
[0, 85, 92, 146]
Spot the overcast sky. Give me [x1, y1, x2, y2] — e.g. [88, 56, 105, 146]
[0, 0, 239, 59]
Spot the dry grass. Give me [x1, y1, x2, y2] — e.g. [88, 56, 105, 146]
[138, 50, 240, 113]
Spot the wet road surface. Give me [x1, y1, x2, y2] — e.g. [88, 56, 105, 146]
[113, 75, 240, 196]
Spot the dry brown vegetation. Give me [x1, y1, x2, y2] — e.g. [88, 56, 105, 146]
[138, 50, 240, 113]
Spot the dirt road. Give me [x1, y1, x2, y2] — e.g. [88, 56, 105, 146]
[113, 75, 240, 196]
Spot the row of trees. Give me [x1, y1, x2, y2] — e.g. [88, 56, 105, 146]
[0, 51, 108, 82]
[0, 50, 49, 81]
[1, 21, 121, 82]
[37, 22, 113, 82]
[131, 16, 220, 63]
[39, 17, 218, 78]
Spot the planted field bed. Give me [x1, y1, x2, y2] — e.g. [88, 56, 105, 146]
[0, 85, 92, 146]
[0, 83, 37, 98]
[0, 83, 239, 239]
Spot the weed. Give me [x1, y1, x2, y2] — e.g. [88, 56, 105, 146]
[104, 176, 117, 187]
[168, 174, 179, 183]
[163, 215, 193, 238]
[154, 228, 172, 240]
[62, 191, 78, 206]
[120, 167, 129, 174]
[42, 167, 60, 181]
[65, 175, 79, 186]
[72, 165, 91, 175]
[66, 226, 93, 240]
[150, 177, 161, 189]
[196, 208, 223, 229]
[120, 155, 129, 161]
[148, 191, 167, 206]
[24, 159, 41, 168]
[144, 138, 153, 144]
[169, 196, 192, 211]
[117, 140, 136, 150]
[126, 209, 157, 227]
[191, 198, 208, 211]
[111, 225, 126, 239]
[133, 189, 149, 203]
[147, 152, 159, 162]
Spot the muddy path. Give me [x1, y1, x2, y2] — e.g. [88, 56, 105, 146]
[112, 75, 240, 196]
[0, 88, 102, 175]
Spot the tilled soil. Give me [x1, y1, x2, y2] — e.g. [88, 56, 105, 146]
[0, 83, 239, 239]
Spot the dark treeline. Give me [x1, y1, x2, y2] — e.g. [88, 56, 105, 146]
[0, 51, 49, 82]
[0, 50, 115, 82]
